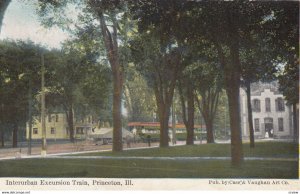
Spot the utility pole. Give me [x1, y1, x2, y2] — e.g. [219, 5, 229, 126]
[199, 114, 202, 144]
[27, 78, 32, 155]
[224, 101, 227, 139]
[171, 97, 176, 145]
[0, 103, 4, 147]
[41, 52, 47, 156]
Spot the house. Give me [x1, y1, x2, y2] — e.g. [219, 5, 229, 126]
[240, 82, 295, 139]
[26, 113, 96, 140]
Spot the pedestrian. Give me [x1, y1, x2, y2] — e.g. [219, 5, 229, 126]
[147, 135, 151, 147]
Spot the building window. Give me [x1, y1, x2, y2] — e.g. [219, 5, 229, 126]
[278, 118, 284, 131]
[252, 99, 261, 112]
[55, 114, 59, 122]
[51, 128, 56, 134]
[276, 98, 285, 112]
[48, 114, 52, 123]
[33, 128, 38, 134]
[265, 98, 271, 112]
[254, 118, 260, 132]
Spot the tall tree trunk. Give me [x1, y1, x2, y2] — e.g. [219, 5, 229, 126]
[221, 8, 244, 167]
[216, 40, 244, 165]
[245, 81, 255, 148]
[292, 103, 298, 143]
[226, 83, 243, 166]
[186, 83, 194, 145]
[178, 80, 195, 145]
[154, 82, 175, 148]
[0, 0, 10, 33]
[155, 87, 168, 148]
[12, 123, 18, 148]
[158, 106, 170, 147]
[195, 89, 220, 144]
[112, 68, 123, 151]
[205, 117, 214, 143]
[99, 12, 123, 152]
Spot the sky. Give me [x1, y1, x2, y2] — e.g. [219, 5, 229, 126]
[0, 0, 70, 49]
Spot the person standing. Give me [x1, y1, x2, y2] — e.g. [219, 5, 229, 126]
[147, 135, 151, 147]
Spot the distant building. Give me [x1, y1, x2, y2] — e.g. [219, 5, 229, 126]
[26, 113, 96, 140]
[240, 82, 295, 139]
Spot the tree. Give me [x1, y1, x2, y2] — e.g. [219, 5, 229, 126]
[97, 0, 298, 166]
[0, 40, 43, 147]
[129, 0, 245, 163]
[85, 1, 129, 151]
[185, 1, 285, 166]
[124, 64, 157, 122]
[79, 59, 112, 125]
[194, 62, 223, 144]
[0, 0, 11, 146]
[177, 34, 223, 145]
[177, 70, 195, 145]
[206, 3, 245, 166]
[45, 37, 100, 142]
[270, 2, 299, 143]
[45, 51, 80, 142]
[240, 32, 278, 148]
[279, 61, 299, 143]
[0, 0, 10, 33]
[130, 31, 184, 147]
[37, 0, 132, 151]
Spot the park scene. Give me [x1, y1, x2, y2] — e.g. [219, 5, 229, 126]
[0, 0, 299, 178]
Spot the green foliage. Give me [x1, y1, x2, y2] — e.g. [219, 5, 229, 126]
[0, 40, 47, 144]
[0, 0, 11, 32]
[45, 38, 112, 123]
[124, 65, 156, 122]
[278, 61, 299, 105]
[273, 3, 299, 106]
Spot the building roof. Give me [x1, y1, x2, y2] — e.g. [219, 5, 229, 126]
[251, 81, 281, 96]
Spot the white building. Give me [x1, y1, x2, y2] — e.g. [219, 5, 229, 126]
[240, 82, 294, 139]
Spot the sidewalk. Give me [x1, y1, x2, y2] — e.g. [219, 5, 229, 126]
[47, 155, 298, 162]
[0, 140, 159, 160]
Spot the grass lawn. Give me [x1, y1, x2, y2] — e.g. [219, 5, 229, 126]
[78, 141, 299, 158]
[0, 142, 298, 178]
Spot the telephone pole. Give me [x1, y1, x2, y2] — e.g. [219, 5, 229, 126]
[171, 97, 176, 145]
[41, 52, 47, 156]
[27, 78, 32, 155]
